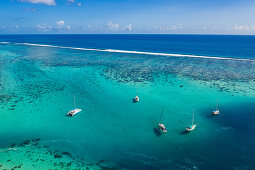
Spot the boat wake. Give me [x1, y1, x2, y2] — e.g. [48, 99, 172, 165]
[11, 42, 255, 62]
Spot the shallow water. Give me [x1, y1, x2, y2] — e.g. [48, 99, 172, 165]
[0, 35, 255, 169]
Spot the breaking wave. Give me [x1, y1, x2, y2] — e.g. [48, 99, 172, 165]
[13, 42, 255, 61]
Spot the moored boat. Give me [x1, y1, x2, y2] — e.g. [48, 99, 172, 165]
[67, 96, 82, 117]
[212, 98, 220, 115]
[186, 111, 196, 132]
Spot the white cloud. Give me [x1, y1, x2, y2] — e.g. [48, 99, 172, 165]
[34, 22, 72, 32]
[94, 25, 104, 31]
[82, 24, 92, 30]
[232, 25, 255, 32]
[169, 24, 184, 31]
[35, 22, 72, 32]
[106, 21, 119, 31]
[125, 24, 132, 31]
[154, 24, 184, 32]
[56, 20, 65, 27]
[24, 8, 37, 12]
[66, 0, 82, 6]
[81, 22, 133, 32]
[66, 25, 71, 30]
[234, 25, 251, 31]
[21, 0, 56, 5]
[35, 24, 51, 32]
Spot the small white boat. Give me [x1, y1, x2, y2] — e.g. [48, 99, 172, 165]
[212, 98, 220, 115]
[159, 123, 167, 132]
[186, 124, 197, 132]
[134, 96, 139, 102]
[67, 96, 82, 117]
[212, 110, 220, 115]
[134, 88, 139, 102]
[158, 108, 167, 132]
[186, 111, 196, 132]
[67, 108, 82, 117]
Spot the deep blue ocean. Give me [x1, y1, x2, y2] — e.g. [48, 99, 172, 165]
[1, 34, 255, 59]
[0, 34, 254, 169]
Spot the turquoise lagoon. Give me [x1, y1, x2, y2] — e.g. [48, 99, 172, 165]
[0, 35, 255, 169]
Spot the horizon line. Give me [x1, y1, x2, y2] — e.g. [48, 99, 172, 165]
[0, 33, 255, 36]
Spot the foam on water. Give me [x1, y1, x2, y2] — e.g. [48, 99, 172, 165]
[0, 42, 10, 44]
[14, 42, 255, 61]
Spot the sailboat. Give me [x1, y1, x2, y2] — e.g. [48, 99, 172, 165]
[212, 98, 220, 115]
[186, 111, 197, 132]
[67, 96, 82, 117]
[134, 88, 139, 102]
[158, 108, 167, 133]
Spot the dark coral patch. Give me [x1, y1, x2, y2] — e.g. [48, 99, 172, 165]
[54, 154, 62, 158]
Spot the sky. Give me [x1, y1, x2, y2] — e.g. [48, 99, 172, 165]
[1, 0, 255, 34]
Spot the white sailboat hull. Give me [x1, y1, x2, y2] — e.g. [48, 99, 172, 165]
[159, 123, 167, 133]
[67, 109, 82, 117]
[212, 110, 220, 115]
[134, 96, 139, 102]
[212, 99, 220, 115]
[186, 124, 197, 132]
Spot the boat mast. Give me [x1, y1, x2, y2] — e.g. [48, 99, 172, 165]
[216, 98, 219, 110]
[160, 108, 163, 123]
[74, 96, 76, 108]
[192, 111, 195, 125]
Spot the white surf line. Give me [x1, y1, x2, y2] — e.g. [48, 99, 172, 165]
[0, 42, 10, 44]
[14, 42, 255, 62]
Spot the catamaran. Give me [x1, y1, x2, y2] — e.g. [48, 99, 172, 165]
[212, 98, 220, 115]
[67, 96, 82, 117]
[134, 88, 139, 102]
[158, 108, 167, 133]
[186, 111, 196, 132]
